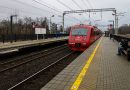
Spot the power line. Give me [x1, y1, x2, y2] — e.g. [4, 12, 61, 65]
[11, 0, 62, 18]
[0, 5, 48, 17]
[85, 0, 93, 9]
[38, 0, 80, 22]
[71, 0, 89, 19]
[82, 0, 89, 9]
[11, 0, 81, 22]
[11, 0, 52, 13]
[33, 0, 81, 21]
[40, 0, 63, 12]
[33, 0, 62, 13]
[72, 0, 83, 10]
[56, 0, 73, 10]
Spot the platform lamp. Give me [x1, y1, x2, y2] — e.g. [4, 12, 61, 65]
[10, 14, 17, 43]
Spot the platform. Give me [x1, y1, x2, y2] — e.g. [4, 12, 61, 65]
[0, 37, 68, 53]
[41, 37, 130, 90]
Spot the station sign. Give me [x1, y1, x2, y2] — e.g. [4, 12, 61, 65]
[35, 28, 46, 34]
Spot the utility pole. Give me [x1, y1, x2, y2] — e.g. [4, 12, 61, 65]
[114, 10, 117, 34]
[62, 13, 65, 33]
[49, 15, 54, 34]
[10, 15, 17, 43]
[117, 16, 118, 30]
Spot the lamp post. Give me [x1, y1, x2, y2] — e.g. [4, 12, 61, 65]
[112, 12, 126, 34]
[10, 15, 17, 43]
[50, 15, 54, 34]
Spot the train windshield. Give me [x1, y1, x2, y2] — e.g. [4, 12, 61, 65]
[71, 28, 87, 36]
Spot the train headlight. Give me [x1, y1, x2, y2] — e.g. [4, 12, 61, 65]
[69, 42, 75, 44]
[82, 43, 86, 45]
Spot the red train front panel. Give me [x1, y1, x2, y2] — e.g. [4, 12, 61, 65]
[68, 25, 92, 51]
[68, 25, 102, 51]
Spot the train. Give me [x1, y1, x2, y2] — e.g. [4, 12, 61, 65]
[68, 24, 102, 51]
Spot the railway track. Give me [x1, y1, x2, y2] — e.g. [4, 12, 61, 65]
[0, 44, 67, 65]
[0, 44, 68, 73]
[8, 52, 80, 90]
[0, 44, 75, 90]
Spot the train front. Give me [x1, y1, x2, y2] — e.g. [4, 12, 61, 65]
[68, 27, 89, 51]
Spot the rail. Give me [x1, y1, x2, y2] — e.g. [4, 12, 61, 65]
[0, 44, 68, 73]
[7, 52, 73, 90]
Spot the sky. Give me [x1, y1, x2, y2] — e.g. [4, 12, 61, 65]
[0, 0, 130, 30]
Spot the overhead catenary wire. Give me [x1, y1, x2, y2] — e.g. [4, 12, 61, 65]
[32, 0, 61, 13]
[81, 0, 96, 23]
[82, 0, 89, 9]
[56, 0, 73, 10]
[0, 5, 49, 17]
[11, 0, 52, 14]
[40, 0, 63, 12]
[11, 0, 86, 29]
[38, 0, 81, 22]
[85, 0, 94, 9]
[72, 0, 83, 10]
[11, 0, 80, 22]
[54, 0, 84, 24]
[71, 0, 92, 23]
[33, 0, 81, 21]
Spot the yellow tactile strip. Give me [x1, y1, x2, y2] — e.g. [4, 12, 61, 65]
[70, 37, 103, 90]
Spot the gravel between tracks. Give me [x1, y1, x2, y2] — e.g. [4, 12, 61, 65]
[9, 52, 81, 90]
[0, 45, 71, 90]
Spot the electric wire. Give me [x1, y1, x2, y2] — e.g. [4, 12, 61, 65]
[33, 0, 61, 13]
[85, 0, 93, 9]
[33, 0, 81, 21]
[56, 0, 73, 10]
[40, 0, 63, 12]
[71, 0, 91, 23]
[72, 0, 83, 10]
[82, 0, 89, 9]
[0, 5, 48, 17]
[11, 0, 80, 22]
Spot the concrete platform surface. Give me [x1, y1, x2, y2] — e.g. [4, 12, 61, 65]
[0, 37, 68, 52]
[41, 37, 130, 90]
[79, 37, 130, 90]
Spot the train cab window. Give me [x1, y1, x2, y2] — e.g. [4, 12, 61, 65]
[71, 28, 88, 36]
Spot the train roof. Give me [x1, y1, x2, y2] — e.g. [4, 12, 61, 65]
[71, 24, 95, 28]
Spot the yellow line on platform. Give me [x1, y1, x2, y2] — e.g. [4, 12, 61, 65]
[70, 37, 103, 90]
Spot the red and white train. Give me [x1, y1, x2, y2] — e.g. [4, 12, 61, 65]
[68, 24, 102, 51]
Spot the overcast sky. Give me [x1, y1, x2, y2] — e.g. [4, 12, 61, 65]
[0, 0, 130, 29]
